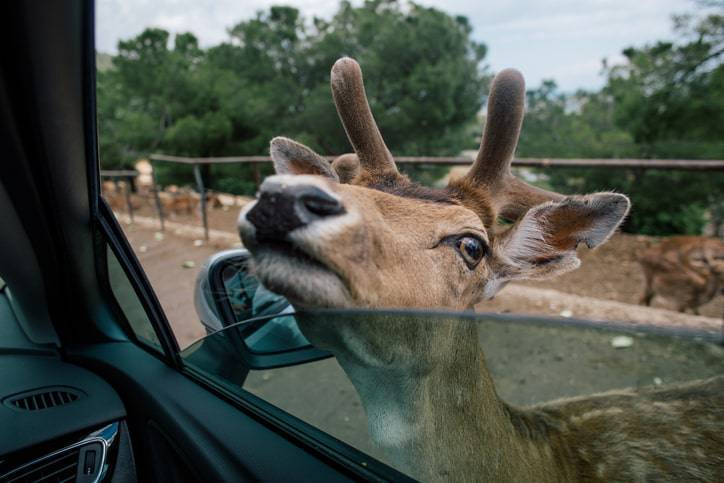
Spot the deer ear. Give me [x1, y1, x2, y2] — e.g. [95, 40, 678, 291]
[270, 137, 339, 181]
[485, 193, 630, 297]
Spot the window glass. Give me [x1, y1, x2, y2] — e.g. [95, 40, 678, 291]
[106, 245, 162, 349]
[182, 309, 724, 474]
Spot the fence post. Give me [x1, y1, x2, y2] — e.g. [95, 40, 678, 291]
[252, 162, 261, 190]
[150, 162, 165, 231]
[193, 163, 209, 241]
[124, 174, 135, 223]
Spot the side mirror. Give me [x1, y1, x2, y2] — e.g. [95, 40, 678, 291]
[189, 249, 331, 379]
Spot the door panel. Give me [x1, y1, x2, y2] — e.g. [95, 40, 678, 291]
[70, 342, 366, 483]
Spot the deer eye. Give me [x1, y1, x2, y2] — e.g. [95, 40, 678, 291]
[455, 236, 486, 268]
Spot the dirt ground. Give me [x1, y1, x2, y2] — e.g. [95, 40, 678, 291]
[115, 207, 724, 474]
[118, 201, 723, 349]
[516, 234, 721, 318]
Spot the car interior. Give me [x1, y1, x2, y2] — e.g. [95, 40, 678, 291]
[0, 2, 411, 482]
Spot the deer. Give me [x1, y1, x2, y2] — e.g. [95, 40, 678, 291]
[639, 236, 724, 315]
[157, 185, 205, 218]
[237, 57, 724, 482]
[101, 180, 143, 211]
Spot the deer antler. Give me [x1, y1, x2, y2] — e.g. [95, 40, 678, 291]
[465, 69, 563, 220]
[330, 58, 399, 181]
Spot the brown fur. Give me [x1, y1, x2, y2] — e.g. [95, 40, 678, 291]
[101, 180, 143, 211]
[530, 376, 724, 482]
[331, 58, 398, 178]
[447, 176, 499, 228]
[327, 160, 500, 227]
[295, 311, 724, 482]
[237, 58, 720, 481]
[469, 69, 526, 188]
[639, 236, 724, 314]
[158, 188, 198, 217]
[271, 137, 339, 180]
[331, 153, 360, 183]
[243, 176, 492, 309]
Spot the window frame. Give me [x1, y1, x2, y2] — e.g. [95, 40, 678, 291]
[89, 64, 413, 483]
[94, 200, 180, 359]
[94, 196, 415, 481]
[96, 210, 165, 351]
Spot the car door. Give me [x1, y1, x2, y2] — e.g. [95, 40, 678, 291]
[0, 2, 411, 481]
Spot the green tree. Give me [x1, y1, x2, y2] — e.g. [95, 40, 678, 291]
[97, 1, 489, 191]
[518, 7, 724, 235]
[606, 11, 724, 155]
[518, 81, 636, 159]
[602, 8, 723, 235]
[306, 0, 487, 156]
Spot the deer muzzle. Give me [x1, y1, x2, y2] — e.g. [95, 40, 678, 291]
[246, 180, 345, 240]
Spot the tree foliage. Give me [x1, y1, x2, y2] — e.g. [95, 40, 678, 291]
[517, 8, 723, 235]
[97, 1, 488, 192]
[97, 1, 723, 235]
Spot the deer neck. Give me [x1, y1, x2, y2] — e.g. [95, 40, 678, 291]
[332, 319, 564, 482]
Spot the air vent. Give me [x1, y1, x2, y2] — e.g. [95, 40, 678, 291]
[3, 387, 84, 411]
[0, 425, 115, 483]
[5, 447, 81, 482]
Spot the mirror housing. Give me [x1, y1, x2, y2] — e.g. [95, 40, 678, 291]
[191, 249, 332, 372]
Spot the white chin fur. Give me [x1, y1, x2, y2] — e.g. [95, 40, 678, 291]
[250, 249, 350, 308]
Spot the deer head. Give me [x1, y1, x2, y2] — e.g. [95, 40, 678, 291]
[237, 57, 632, 480]
[238, 57, 630, 313]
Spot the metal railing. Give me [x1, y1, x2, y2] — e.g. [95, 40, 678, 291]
[150, 154, 724, 170]
[147, 154, 724, 240]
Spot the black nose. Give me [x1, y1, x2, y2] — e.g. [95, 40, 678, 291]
[247, 184, 345, 239]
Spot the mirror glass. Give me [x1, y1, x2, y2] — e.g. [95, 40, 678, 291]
[194, 252, 314, 358]
[219, 260, 292, 324]
[217, 259, 312, 353]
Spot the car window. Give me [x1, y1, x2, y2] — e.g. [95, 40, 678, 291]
[181, 309, 724, 473]
[106, 244, 163, 350]
[96, 1, 723, 479]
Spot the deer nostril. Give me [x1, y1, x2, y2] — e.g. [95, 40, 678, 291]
[300, 192, 344, 217]
[246, 183, 344, 240]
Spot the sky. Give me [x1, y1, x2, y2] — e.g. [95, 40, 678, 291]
[96, 0, 694, 91]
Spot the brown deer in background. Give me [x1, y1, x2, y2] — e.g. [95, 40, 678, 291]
[639, 236, 724, 314]
[101, 180, 143, 211]
[238, 58, 724, 481]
